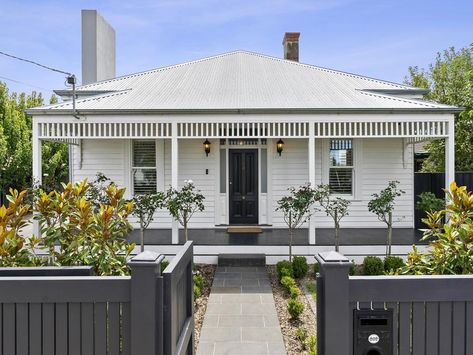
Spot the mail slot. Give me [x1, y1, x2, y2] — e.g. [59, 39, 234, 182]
[354, 309, 393, 355]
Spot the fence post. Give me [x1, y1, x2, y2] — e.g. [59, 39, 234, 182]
[315, 251, 352, 355]
[128, 251, 164, 355]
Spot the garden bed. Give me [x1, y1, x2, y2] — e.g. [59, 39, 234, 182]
[193, 264, 216, 349]
[267, 265, 317, 355]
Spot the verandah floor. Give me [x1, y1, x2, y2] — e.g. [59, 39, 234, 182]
[127, 228, 426, 246]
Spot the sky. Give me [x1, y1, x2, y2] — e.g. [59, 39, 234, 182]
[0, 0, 472, 100]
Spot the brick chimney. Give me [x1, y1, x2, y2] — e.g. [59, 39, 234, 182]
[282, 32, 300, 62]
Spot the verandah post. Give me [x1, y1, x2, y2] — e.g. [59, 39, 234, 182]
[32, 119, 42, 237]
[445, 116, 455, 192]
[308, 122, 316, 244]
[315, 251, 352, 355]
[128, 251, 164, 355]
[171, 121, 179, 244]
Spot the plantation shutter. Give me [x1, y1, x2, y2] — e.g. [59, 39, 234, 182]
[329, 139, 353, 195]
[132, 140, 157, 194]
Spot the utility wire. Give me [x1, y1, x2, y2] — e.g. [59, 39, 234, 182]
[0, 74, 53, 92]
[0, 50, 72, 76]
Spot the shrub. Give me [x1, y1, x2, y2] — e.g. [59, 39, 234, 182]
[384, 256, 404, 273]
[295, 327, 308, 348]
[161, 260, 169, 271]
[307, 335, 317, 355]
[416, 192, 444, 213]
[293, 256, 309, 278]
[280, 276, 296, 292]
[349, 260, 356, 276]
[280, 267, 292, 279]
[277, 260, 294, 280]
[363, 256, 384, 275]
[313, 262, 320, 274]
[193, 273, 204, 291]
[193, 284, 201, 299]
[289, 286, 301, 299]
[401, 182, 473, 275]
[287, 299, 304, 319]
[35, 180, 134, 275]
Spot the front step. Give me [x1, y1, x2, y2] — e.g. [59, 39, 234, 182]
[218, 254, 266, 266]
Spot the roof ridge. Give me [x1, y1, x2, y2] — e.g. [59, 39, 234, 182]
[79, 50, 415, 91]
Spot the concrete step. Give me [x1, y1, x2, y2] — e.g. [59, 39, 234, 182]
[218, 254, 266, 266]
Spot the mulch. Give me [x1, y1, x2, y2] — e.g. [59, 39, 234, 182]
[267, 266, 317, 355]
[193, 264, 216, 350]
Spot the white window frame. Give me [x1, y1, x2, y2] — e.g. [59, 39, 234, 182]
[323, 138, 361, 199]
[131, 139, 159, 195]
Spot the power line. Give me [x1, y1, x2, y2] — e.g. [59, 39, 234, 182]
[0, 50, 72, 76]
[0, 75, 53, 92]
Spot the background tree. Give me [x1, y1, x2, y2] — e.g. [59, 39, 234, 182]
[367, 181, 405, 256]
[132, 192, 166, 252]
[405, 45, 473, 172]
[276, 184, 316, 261]
[0, 81, 68, 199]
[315, 184, 351, 252]
[166, 180, 205, 242]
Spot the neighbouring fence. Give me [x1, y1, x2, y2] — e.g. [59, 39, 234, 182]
[316, 251, 473, 355]
[414, 172, 473, 228]
[0, 241, 194, 355]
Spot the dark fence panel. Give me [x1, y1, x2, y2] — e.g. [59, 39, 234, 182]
[0, 242, 195, 355]
[414, 172, 473, 228]
[316, 251, 473, 355]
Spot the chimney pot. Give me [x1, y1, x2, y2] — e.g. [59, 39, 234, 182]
[282, 32, 300, 62]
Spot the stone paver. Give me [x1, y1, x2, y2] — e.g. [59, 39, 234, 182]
[197, 266, 286, 355]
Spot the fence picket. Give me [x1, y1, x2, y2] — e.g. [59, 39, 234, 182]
[452, 302, 466, 355]
[29, 303, 42, 355]
[16, 303, 29, 355]
[56, 303, 68, 354]
[425, 302, 439, 355]
[386, 302, 399, 355]
[412, 302, 425, 355]
[398, 302, 411, 355]
[122, 303, 131, 355]
[81, 303, 94, 355]
[42, 303, 55, 355]
[438, 302, 452, 355]
[109, 302, 121, 355]
[94, 302, 108, 355]
[68, 303, 81, 355]
[467, 302, 473, 355]
[3, 303, 15, 355]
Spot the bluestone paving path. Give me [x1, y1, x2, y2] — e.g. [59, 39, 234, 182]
[197, 266, 286, 355]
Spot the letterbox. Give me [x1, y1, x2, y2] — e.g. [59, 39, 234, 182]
[354, 309, 393, 355]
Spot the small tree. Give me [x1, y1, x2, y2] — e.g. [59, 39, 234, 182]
[367, 181, 405, 256]
[315, 184, 351, 252]
[166, 180, 205, 242]
[132, 192, 166, 252]
[276, 184, 316, 261]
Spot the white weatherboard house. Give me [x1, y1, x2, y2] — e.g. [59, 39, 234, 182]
[28, 27, 458, 261]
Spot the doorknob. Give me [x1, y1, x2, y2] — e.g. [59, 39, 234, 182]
[242, 196, 246, 200]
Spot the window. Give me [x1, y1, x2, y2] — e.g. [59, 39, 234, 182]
[329, 139, 353, 195]
[132, 140, 157, 194]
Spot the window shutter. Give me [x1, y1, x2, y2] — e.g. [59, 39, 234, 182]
[132, 140, 157, 194]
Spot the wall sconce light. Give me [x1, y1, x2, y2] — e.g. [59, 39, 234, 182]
[276, 139, 284, 156]
[203, 139, 211, 157]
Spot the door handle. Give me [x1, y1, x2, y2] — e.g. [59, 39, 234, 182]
[242, 196, 246, 200]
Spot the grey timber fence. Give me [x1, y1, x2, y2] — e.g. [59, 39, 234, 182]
[316, 251, 473, 355]
[0, 241, 194, 355]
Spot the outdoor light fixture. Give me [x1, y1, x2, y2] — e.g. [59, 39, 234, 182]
[276, 139, 284, 156]
[203, 139, 211, 156]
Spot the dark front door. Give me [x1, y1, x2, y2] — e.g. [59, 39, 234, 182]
[229, 149, 258, 224]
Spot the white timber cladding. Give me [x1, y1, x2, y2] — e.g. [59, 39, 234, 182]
[70, 137, 414, 229]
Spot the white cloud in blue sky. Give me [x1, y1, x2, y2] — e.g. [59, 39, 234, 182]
[0, 0, 471, 98]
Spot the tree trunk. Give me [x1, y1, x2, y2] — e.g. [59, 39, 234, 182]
[335, 221, 339, 252]
[289, 211, 293, 262]
[387, 212, 393, 256]
[140, 225, 145, 253]
[184, 220, 188, 242]
[334, 209, 339, 252]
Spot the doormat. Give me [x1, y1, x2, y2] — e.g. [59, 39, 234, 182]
[227, 227, 263, 234]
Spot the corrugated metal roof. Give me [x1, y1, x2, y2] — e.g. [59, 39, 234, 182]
[31, 51, 456, 112]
